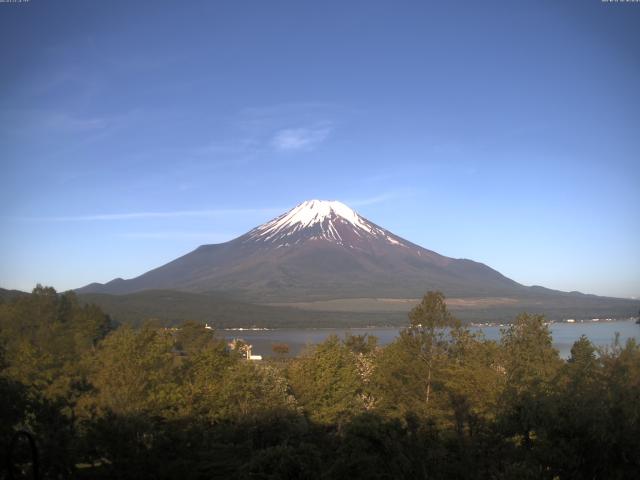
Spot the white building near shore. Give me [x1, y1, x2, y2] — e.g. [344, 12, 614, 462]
[228, 338, 262, 360]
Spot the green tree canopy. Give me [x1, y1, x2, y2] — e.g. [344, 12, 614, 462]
[288, 335, 364, 425]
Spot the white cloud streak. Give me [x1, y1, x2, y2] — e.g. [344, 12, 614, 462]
[116, 232, 234, 241]
[19, 194, 403, 224]
[25, 207, 283, 222]
[271, 125, 332, 152]
[346, 192, 404, 207]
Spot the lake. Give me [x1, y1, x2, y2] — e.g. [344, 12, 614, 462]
[224, 319, 640, 358]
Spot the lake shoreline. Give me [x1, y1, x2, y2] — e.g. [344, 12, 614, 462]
[223, 319, 640, 359]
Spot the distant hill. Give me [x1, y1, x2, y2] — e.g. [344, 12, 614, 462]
[0, 287, 29, 302]
[76, 289, 639, 329]
[2, 286, 635, 328]
[77, 290, 406, 328]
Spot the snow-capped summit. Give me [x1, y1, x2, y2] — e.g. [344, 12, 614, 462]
[246, 199, 407, 247]
[261, 199, 369, 232]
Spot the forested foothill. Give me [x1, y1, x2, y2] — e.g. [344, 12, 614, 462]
[1, 287, 639, 479]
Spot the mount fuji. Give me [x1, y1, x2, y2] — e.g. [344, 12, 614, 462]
[77, 200, 638, 324]
[78, 199, 532, 300]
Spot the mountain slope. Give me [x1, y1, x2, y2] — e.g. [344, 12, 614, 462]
[0, 287, 29, 302]
[76, 289, 640, 328]
[76, 290, 407, 328]
[78, 199, 526, 301]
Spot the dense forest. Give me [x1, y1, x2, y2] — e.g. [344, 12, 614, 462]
[1, 286, 639, 479]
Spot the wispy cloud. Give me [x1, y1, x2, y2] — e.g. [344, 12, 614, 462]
[271, 125, 332, 152]
[237, 103, 343, 131]
[16, 195, 401, 224]
[45, 112, 110, 132]
[181, 103, 344, 164]
[116, 231, 234, 241]
[0, 109, 110, 138]
[192, 138, 259, 156]
[23, 207, 283, 222]
[347, 192, 406, 207]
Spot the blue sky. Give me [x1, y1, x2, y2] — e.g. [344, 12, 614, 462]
[1, 0, 638, 298]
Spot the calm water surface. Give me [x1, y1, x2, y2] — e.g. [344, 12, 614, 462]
[224, 320, 640, 358]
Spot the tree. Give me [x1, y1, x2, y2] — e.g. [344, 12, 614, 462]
[213, 362, 297, 421]
[372, 334, 431, 419]
[500, 313, 561, 392]
[86, 323, 180, 417]
[406, 291, 458, 406]
[326, 413, 413, 479]
[344, 333, 377, 355]
[372, 292, 462, 425]
[440, 328, 503, 437]
[567, 335, 598, 378]
[0, 286, 112, 402]
[597, 337, 640, 477]
[497, 313, 562, 469]
[288, 335, 364, 424]
[272, 343, 290, 357]
[174, 320, 216, 355]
